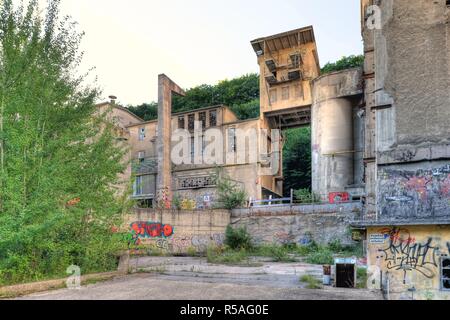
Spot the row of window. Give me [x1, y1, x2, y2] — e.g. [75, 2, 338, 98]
[136, 110, 218, 142]
[269, 84, 303, 104]
[179, 109, 217, 130]
[135, 127, 237, 165]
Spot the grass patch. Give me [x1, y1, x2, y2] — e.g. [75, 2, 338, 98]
[252, 245, 297, 262]
[207, 246, 250, 265]
[356, 267, 368, 289]
[300, 275, 323, 289]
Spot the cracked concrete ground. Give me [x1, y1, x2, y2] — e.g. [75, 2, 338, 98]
[16, 257, 383, 300]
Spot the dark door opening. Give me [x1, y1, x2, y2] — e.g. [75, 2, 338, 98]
[336, 264, 355, 288]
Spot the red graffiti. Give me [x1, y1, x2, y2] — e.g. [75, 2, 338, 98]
[329, 192, 350, 204]
[378, 227, 416, 245]
[405, 176, 432, 201]
[130, 222, 174, 245]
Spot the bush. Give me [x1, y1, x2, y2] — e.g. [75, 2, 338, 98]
[206, 246, 248, 265]
[216, 172, 248, 209]
[224, 226, 253, 250]
[356, 267, 368, 289]
[294, 189, 320, 204]
[328, 239, 344, 253]
[300, 275, 323, 289]
[254, 245, 295, 262]
[306, 248, 334, 265]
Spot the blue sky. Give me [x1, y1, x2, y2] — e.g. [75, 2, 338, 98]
[56, 0, 363, 105]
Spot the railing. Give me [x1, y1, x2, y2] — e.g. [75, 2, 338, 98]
[249, 190, 294, 207]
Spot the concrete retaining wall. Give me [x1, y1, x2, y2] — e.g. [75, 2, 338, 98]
[231, 203, 362, 246]
[124, 209, 230, 254]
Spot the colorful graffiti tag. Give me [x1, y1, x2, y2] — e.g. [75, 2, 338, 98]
[379, 165, 450, 219]
[130, 222, 174, 245]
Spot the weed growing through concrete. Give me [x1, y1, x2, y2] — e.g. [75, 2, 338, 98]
[300, 275, 323, 289]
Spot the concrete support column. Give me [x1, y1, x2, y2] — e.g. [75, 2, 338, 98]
[156, 74, 185, 208]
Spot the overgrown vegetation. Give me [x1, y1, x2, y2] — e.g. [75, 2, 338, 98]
[224, 226, 253, 250]
[0, 0, 129, 285]
[294, 188, 321, 204]
[283, 127, 312, 194]
[356, 267, 368, 289]
[300, 275, 323, 289]
[206, 227, 364, 267]
[216, 172, 247, 210]
[321, 55, 364, 75]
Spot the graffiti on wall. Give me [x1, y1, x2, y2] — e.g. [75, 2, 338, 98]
[130, 222, 174, 245]
[377, 228, 440, 282]
[379, 165, 450, 219]
[129, 220, 224, 253]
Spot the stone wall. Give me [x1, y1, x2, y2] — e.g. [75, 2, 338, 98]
[231, 203, 362, 246]
[124, 209, 230, 254]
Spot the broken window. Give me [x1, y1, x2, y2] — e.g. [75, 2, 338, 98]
[139, 127, 146, 141]
[199, 112, 207, 129]
[442, 258, 450, 291]
[188, 114, 195, 131]
[269, 89, 277, 104]
[134, 176, 143, 196]
[290, 53, 301, 69]
[228, 128, 237, 153]
[282, 86, 290, 100]
[178, 116, 185, 129]
[190, 137, 195, 163]
[137, 151, 146, 164]
[209, 110, 217, 127]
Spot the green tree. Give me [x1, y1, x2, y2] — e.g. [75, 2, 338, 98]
[283, 127, 312, 194]
[128, 74, 260, 121]
[215, 171, 247, 210]
[0, 0, 129, 285]
[321, 55, 364, 75]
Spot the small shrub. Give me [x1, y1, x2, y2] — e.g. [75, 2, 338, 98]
[300, 275, 323, 289]
[187, 246, 197, 257]
[356, 267, 368, 289]
[255, 245, 295, 262]
[224, 226, 253, 250]
[294, 189, 320, 204]
[295, 241, 319, 256]
[172, 194, 182, 210]
[306, 248, 334, 265]
[207, 246, 248, 265]
[216, 173, 248, 209]
[328, 239, 344, 253]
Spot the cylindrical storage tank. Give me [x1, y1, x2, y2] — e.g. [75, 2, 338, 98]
[311, 69, 362, 201]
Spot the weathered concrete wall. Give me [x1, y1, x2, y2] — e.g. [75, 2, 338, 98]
[125, 209, 230, 254]
[378, 162, 450, 222]
[367, 225, 450, 300]
[231, 203, 363, 246]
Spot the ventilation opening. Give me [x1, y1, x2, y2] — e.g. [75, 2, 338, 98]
[336, 264, 356, 288]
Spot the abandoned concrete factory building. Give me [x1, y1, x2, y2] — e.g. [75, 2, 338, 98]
[100, 0, 450, 300]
